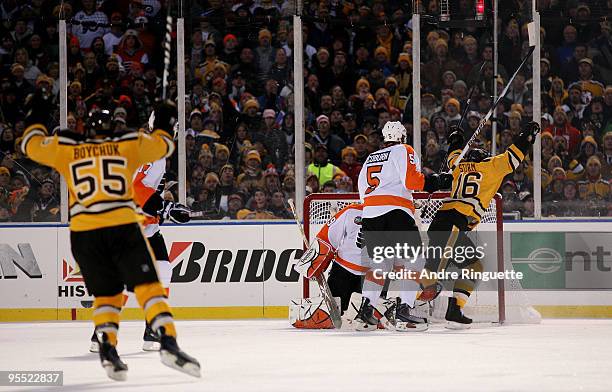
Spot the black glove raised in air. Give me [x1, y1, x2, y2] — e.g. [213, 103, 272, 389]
[515, 121, 541, 153]
[447, 126, 465, 152]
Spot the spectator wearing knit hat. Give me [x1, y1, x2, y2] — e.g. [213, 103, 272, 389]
[223, 193, 244, 219]
[312, 47, 334, 92]
[219, 34, 239, 65]
[339, 146, 361, 191]
[423, 38, 463, 92]
[441, 97, 461, 124]
[311, 114, 345, 165]
[251, 109, 288, 169]
[237, 150, 264, 194]
[255, 29, 275, 84]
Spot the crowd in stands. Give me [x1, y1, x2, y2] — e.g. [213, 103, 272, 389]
[0, 0, 610, 222]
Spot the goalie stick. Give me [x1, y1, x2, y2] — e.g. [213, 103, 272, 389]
[288, 198, 343, 329]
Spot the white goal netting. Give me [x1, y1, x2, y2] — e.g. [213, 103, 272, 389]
[303, 192, 541, 324]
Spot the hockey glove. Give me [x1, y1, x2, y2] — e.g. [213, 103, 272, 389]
[159, 201, 191, 224]
[294, 238, 334, 279]
[514, 121, 540, 153]
[447, 126, 465, 152]
[424, 173, 453, 192]
[439, 172, 453, 190]
[152, 100, 178, 134]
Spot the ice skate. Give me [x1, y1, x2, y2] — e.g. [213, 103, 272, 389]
[142, 323, 161, 351]
[395, 301, 428, 332]
[97, 332, 128, 381]
[353, 297, 378, 331]
[159, 327, 201, 378]
[89, 330, 99, 353]
[445, 297, 472, 329]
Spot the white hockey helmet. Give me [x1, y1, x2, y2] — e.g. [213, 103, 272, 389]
[381, 121, 407, 143]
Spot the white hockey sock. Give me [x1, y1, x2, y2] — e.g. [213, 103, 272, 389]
[362, 289, 381, 307]
[396, 256, 425, 306]
[398, 279, 420, 306]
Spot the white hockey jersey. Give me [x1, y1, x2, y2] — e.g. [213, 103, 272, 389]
[133, 158, 166, 237]
[357, 143, 425, 219]
[316, 203, 368, 275]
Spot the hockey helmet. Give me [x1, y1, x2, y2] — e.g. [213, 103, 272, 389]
[466, 148, 490, 163]
[87, 109, 113, 137]
[381, 121, 406, 143]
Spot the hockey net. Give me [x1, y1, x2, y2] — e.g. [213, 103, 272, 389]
[303, 192, 541, 324]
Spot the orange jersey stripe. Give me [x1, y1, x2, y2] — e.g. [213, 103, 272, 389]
[335, 255, 370, 273]
[133, 166, 156, 207]
[363, 195, 415, 212]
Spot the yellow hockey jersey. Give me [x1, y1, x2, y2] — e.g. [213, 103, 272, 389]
[440, 144, 525, 226]
[21, 125, 174, 231]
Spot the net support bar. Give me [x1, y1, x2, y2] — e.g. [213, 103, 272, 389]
[293, 14, 306, 221]
[532, 7, 542, 219]
[177, 17, 187, 205]
[58, 19, 69, 224]
[412, 12, 421, 158]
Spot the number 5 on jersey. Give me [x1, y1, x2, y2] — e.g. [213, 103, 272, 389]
[365, 164, 383, 195]
[70, 157, 128, 201]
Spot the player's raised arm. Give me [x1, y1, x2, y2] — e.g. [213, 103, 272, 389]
[136, 101, 177, 166]
[20, 124, 59, 168]
[490, 121, 540, 174]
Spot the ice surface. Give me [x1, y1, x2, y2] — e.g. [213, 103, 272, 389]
[1, 319, 611, 392]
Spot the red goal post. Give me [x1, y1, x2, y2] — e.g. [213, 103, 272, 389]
[302, 192, 507, 323]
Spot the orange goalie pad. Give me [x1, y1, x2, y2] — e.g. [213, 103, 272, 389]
[296, 238, 335, 279]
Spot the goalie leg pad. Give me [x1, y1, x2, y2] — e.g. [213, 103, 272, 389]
[289, 297, 338, 329]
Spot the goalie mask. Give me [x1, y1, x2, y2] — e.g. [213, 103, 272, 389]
[466, 148, 490, 163]
[381, 121, 407, 144]
[294, 238, 334, 279]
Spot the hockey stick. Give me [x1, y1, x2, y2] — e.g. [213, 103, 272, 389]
[419, 63, 486, 220]
[449, 45, 535, 172]
[457, 61, 487, 130]
[288, 198, 343, 329]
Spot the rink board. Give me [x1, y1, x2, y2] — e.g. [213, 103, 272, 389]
[1, 221, 612, 321]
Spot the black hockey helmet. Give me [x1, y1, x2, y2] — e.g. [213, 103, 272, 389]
[466, 148, 490, 163]
[87, 108, 113, 137]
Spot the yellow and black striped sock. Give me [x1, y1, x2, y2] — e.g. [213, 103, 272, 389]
[453, 260, 483, 308]
[92, 293, 123, 346]
[135, 282, 176, 337]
